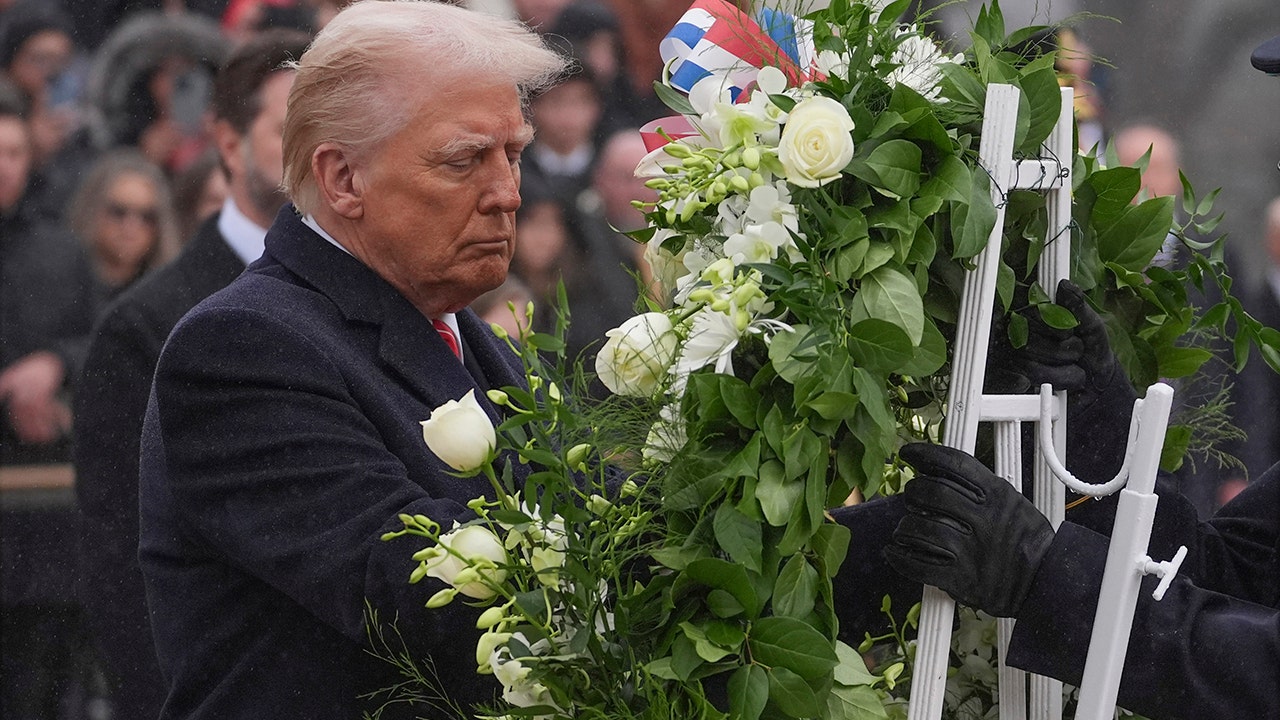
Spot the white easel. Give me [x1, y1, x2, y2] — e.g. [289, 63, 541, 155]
[905, 85, 1187, 720]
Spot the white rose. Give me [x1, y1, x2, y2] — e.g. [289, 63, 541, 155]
[595, 312, 680, 397]
[777, 96, 856, 188]
[425, 524, 508, 600]
[420, 388, 496, 474]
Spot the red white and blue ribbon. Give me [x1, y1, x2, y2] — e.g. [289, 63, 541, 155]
[658, 0, 816, 102]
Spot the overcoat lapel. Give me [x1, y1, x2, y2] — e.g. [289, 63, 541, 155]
[261, 207, 506, 421]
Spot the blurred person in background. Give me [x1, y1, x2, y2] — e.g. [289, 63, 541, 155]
[472, 275, 536, 340]
[68, 150, 181, 301]
[73, 29, 310, 719]
[523, 67, 602, 207]
[0, 4, 77, 170]
[512, 0, 572, 29]
[170, 146, 229, 240]
[0, 2, 89, 221]
[1227, 196, 1280, 494]
[546, 0, 653, 140]
[81, 11, 229, 174]
[0, 77, 99, 720]
[0, 79, 95, 467]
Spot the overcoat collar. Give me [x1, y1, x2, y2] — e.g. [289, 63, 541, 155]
[256, 206, 522, 410]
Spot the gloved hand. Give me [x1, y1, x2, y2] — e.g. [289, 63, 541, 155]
[984, 279, 1134, 483]
[885, 443, 1055, 617]
[986, 279, 1127, 405]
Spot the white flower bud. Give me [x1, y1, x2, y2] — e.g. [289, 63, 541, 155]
[424, 524, 509, 600]
[420, 389, 496, 474]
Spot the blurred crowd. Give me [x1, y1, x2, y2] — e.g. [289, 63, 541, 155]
[1, 0, 1278, 718]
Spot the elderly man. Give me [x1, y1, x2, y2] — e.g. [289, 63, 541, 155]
[137, 3, 567, 717]
[74, 29, 312, 719]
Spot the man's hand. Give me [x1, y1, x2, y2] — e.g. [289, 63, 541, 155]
[987, 279, 1126, 403]
[0, 351, 70, 444]
[885, 443, 1055, 617]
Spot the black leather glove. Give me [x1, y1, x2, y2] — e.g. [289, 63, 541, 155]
[1005, 279, 1123, 402]
[885, 443, 1055, 617]
[984, 279, 1134, 483]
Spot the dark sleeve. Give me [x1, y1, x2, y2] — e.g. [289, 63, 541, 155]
[829, 496, 921, 643]
[1071, 463, 1279, 604]
[1007, 522, 1279, 719]
[74, 303, 161, 525]
[150, 306, 480, 649]
[72, 302, 166, 694]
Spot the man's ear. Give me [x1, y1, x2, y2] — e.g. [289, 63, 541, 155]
[211, 119, 242, 180]
[312, 142, 364, 219]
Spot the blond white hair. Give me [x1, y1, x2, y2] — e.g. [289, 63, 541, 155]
[281, 0, 568, 215]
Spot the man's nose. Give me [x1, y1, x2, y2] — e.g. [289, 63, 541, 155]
[481, 161, 522, 214]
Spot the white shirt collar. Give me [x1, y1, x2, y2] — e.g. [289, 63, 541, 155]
[216, 197, 270, 265]
[300, 213, 463, 360]
[532, 143, 593, 177]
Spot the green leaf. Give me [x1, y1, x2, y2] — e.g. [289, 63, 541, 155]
[749, 616, 838, 680]
[714, 503, 763, 574]
[679, 621, 739, 663]
[846, 319, 913, 372]
[827, 684, 891, 720]
[757, 459, 801, 527]
[1087, 166, 1142, 222]
[707, 588, 746, 618]
[808, 391, 861, 421]
[1007, 312, 1029, 348]
[773, 555, 819, 619]
[770, 326, 820, 383]
[768, 666, 823, 718]
[1015, 65, 1063, 153]
[1160, 424, 1192, 473]
[860, 265, 925, 344]
[720, 375, 762, 429]
[728, 665, 768, 720]
[1036, 302, 1079, 330]
[834, 236, 870, 282]
[850, 368, 895, 442]
[899, 317, 947, 377]
[645, 656, 678, 681]
[833, 641, 878, 687]
[919, 155, 971, 203]
[950, 170, 996, 259]
[1157, 346, 1213, 379]
[1097, 197, 1175, 271]
[852, 140, 923, 199]
[670, 632, 702, 680]
[938, 61, 986, 111]
[811, 523, 851, 578]
[684, 558, 763, 619]
[973, 0, 1006, 46]
[652, 81, 695, 116]
[784, 427, 823, 481]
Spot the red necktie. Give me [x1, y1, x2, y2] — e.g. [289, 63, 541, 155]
[433, 319, 461, 359]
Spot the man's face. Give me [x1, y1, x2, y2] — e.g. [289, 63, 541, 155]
[0, 117, 32, 213]
[530, 79, 600, 155]
[224, 70, 293, 227]
[350, 78, 531, 316]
